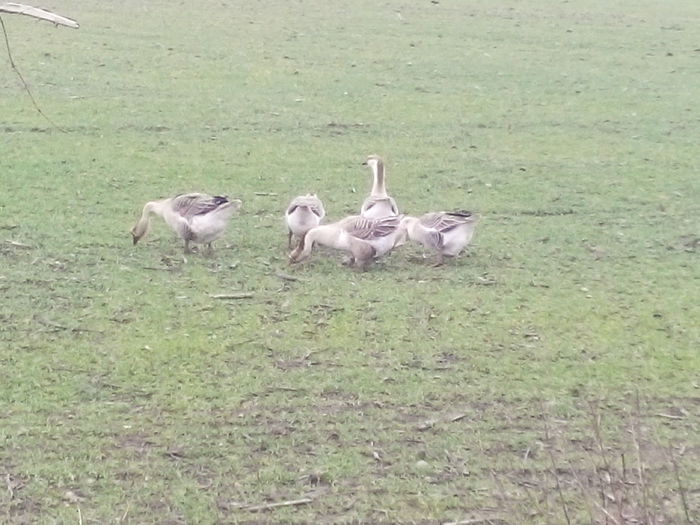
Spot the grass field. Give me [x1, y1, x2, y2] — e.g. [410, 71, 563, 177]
[1, 1, 699, 523]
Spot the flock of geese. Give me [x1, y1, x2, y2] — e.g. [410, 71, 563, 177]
[131, 155, 480, 269]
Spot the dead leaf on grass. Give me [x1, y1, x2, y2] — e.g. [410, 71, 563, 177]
[302, 472, 332, 486]
[165, 446, 186, 459]
[588, 245, 607, 259]
[677, 234, 699, 252]
[62, 489, 85, 504]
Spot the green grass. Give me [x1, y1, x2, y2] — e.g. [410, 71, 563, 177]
[1, 0, 699, 523]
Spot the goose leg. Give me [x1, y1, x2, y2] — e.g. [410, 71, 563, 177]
[296, 232, 307, 251]
[287, 230, 294, 249]
[432, 252, 445, 267]
[354, 258, 370, 272]
[184, 239, 193, 254]
[288, 245, 303, 264]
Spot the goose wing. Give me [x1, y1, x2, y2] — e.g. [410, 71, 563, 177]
[343, 215, 400, 240]
[173, 194, 229, 219]
[420, 211, 475, 233]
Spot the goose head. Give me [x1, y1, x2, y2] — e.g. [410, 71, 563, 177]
[362, 154, 383, 171]
[131, 215, 151, 244]
[394, 215, 415, 247]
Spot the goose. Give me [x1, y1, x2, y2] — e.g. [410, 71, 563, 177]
[131, 193, 242, 253]
[285, 193, 326, 249]
[398, 211, 479, 266]
[289, 214, 402, 270]
[360, 155, 399, 219]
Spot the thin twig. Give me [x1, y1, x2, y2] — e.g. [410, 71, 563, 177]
[489, 469, 510, 515]
[443, 518, 511, 525]
[4, 239, 32, 248]
[417, 411, 469, 431]
[518, 453, 547, 522]
[242, 497, 312, 512]
[655, 413, 684, 421]
[118, 502, 130, 523]
[210, 292, 254, 300]
[34, 315, 101, 333]
[5, 473, 13, 500]
[592, 501, 622, 525]
[567, 459, 595, 525]
[667, 444, 692, 524]
[142, 266, 176, 272]
[35, 316, 69, 331]
[1, 15, 67, 132]
[275, 271, 304, 282]
[542, 415, 571, 525]
[588, 399, 625, 522]
[633, 392, 654, 525]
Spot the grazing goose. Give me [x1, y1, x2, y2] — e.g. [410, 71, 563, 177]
[360, 155, 399, 219]
[285, 193, 326, 249]
[289, 214, 402, 270]
[131, 193, 241, 253]
[398, 211, 479, 266]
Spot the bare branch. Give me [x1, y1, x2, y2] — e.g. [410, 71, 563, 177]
[240, 497, 313, 512]
[667, 444, 692, 524]
[0, 3, 79, 28]
[210, 292, 254, 300]
[0, 14, 68, 132]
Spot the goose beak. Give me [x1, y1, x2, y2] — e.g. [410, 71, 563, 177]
[131, 233, 141, 245]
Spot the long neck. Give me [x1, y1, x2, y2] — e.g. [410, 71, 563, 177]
[370, 160, 388, 198]
[133, 200, 167, 239]
[301, 225, 344, 256]
[405, 218, 424, 241]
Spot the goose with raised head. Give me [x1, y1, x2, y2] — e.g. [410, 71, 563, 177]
[360, 154, 399, 219]
[131, 193, 242, 253]
[289, 214, 402, 270]
[398, 211, 479, 266]
[285, 193, 326, 249]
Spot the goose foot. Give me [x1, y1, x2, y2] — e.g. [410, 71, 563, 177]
[432, 253, 445, 267]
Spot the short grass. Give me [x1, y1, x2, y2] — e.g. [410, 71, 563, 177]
[1, 1, 699, 523]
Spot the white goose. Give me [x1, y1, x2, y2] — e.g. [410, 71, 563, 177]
[285, 193, 326, 249]
[360, 155, 399, 219]
[398, 211, 479, 266]
[131, 193, 241, 253]
[289, 214, 402, 270]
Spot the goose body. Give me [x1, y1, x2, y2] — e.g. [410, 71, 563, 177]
[398, 211, 479, 265]
[289, 214, 402, 270]
[285, 193, 326, 249]
[360, 155, 399, 219]
[131, 193, 241, 253]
